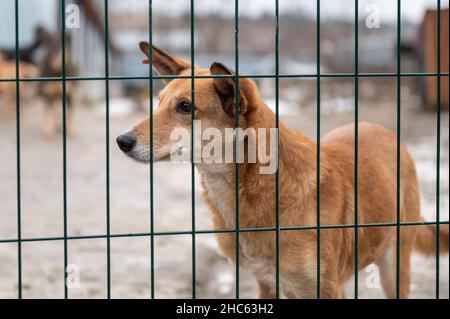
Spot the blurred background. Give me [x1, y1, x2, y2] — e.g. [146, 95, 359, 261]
[0, 0, 448, 298]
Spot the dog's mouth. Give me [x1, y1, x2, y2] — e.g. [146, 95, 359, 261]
[154, 145, 185, 162]
[122, 144, 184, 163]
[116, 132, 187, 163]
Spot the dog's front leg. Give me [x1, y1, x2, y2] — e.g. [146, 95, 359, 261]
[43, 102, 56, 138]
[1, 89, 14, 119]
[66, 99, 74, 137]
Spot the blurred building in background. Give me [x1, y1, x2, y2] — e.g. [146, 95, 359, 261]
[0, 0, 448, 109]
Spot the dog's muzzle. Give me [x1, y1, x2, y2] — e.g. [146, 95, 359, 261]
[116, 132, 136, 153]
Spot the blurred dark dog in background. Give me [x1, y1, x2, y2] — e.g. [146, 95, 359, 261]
[37, 32, 77, 137]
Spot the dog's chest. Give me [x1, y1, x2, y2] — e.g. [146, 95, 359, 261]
[201, 170, 310, 291]
[201, 170, 237, 228]
[201, 171, 277, 274]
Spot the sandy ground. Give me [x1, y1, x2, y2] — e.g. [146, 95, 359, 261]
[0, 83, 448, 299]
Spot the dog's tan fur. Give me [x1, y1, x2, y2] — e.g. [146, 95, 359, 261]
[119, 43, 449, 299]
[0, 52, 38, 118]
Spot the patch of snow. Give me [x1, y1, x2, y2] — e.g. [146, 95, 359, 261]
[217, 271, 234, 295]
[321, 97, 355, 115]
[265, 98, 300, 116]
[96, 98, 137, 117]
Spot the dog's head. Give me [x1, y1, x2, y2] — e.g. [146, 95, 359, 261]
[40, 32, 74, 77]
[116, 42, 260, 164]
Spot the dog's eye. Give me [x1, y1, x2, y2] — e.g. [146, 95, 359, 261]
[176, 101, 192, 114]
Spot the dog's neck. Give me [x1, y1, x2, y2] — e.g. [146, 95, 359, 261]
[197, 100, 317, 228]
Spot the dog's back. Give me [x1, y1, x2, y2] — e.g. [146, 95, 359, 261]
[321, 122, 447, 298]
[0, 52, 39, 116]
[322, 122, 420, 224]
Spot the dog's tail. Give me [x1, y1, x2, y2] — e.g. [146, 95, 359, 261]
[414, 219, 449, 256]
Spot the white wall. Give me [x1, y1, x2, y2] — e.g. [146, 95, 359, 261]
[0, 0, 57, 47]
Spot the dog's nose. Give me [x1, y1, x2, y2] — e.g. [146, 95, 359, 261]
[116, 133, 136, 153]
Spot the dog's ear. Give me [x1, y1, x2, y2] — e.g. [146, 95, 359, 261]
[210, 62, 247, 117]
[139, 41, 190, 84]
[36, 26, 53, 44]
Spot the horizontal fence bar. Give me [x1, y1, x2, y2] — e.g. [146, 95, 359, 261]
[1, 72, 448, 83]
[1, 220, 447, 244]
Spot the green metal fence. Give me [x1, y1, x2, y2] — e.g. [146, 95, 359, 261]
[0, 0, 448, 299]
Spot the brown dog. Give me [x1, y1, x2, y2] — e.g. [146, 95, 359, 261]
[117, 42, 449, 299]
[0, 52, 38, 118]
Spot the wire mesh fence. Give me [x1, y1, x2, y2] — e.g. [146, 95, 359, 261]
[0, 0, 448, 299]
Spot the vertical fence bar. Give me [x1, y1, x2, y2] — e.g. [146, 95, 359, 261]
[14, 0, 22, 300]
[60, 0, 69, 299]
[148, 0, 155, 300]
[316, 0, 321, 299]
[395, 0, 402, 299]
[234, 0, 240, 300]
[190, 0, 197, 299]
[354, 0, 359, 299]
[103, 0, 111, 299]
[435, 0, 441, 300]
[274, 0, 280, 300]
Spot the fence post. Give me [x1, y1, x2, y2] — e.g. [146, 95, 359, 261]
[14, 0, 23, 300]
[234, 0, 241, 300]
[190, 0, 197, 300]
[395, 0, 402, 299]
[103, 0, 112, 299]
[60, 0, 69, 299]
[354, 0, 360, 299]
[316, 0, 322, 299]
[435, 0, 442, 300]
[148, 0, 155, 300]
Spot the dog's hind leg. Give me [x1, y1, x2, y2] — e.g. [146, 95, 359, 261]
[376, 246, 397, 298]
[320, 277, 345, 299]
[398, 229, 414, 298]
[257, 279, 276, 299]
[376, 235, 413, 299]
